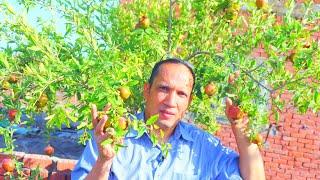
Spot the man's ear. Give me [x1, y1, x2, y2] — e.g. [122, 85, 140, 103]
[143, 83, 150, 99]
[188, 93, 193, 107]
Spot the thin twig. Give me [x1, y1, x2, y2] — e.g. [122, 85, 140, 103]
[185, 51, 212, 61]
[271, 76, 306, 93]
[247, 62, 265, 74]
[166, 0, 174, 58]
[244, 70, 272, 93]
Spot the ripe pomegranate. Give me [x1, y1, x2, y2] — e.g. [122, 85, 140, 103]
[8, 109, 17, 122]
[227, 104, 244, 120]
[2, 158, 15, 172]
[204, 83, 217, 96]
[44, 145, 54, 156]
[119, 87, 131, 100]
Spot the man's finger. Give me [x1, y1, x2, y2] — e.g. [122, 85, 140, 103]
[103, 103, 112, 112]
[95, 115, 108, 135]
[91, 104, 98, 127]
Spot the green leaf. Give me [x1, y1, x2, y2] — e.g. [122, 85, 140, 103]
[150, 134, 158, 147]
[0, 54, 9, 69]
[146, 114, 159, 125]
[314, 91, 319, 103]
[135, 127, 146, 139]
[101, 139, 113, 147]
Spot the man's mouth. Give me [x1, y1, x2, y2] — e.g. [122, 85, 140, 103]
[159, 110, 175, 119]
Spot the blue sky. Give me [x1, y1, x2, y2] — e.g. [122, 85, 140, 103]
[7, 1, 66, 33]
[0, 1, 66, 48]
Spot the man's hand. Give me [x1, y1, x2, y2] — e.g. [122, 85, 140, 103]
[225, 97, 266, 180]
[85, 104, 115, 180]
[225, 97, 248, 132]
[91, 104, 116, 161]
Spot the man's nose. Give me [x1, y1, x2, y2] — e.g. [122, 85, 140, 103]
[164, 91, 177, 107]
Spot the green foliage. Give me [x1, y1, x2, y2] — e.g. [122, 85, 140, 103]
[0, 0, 319, 156]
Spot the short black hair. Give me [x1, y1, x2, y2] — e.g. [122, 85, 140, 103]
[148, 58, 196, 91]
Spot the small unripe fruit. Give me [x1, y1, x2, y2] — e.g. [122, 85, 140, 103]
[119, 87, 131, 100]
[118, 117, 128, 130]
[36, 93, 48, 108]
[2, 80, 10, 90]
[252, 133, 263, 146]
[228, 74, 235, 84]
[234, 70, 240, 78]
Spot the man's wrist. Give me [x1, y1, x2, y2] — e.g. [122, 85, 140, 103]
[96, 156, 113, 171]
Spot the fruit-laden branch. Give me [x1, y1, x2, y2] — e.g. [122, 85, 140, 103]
[31, 76, 64, 107]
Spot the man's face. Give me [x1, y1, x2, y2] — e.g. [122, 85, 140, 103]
[143, 63, 193, 131]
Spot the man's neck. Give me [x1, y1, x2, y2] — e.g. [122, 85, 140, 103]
[153, 123, 178, 143]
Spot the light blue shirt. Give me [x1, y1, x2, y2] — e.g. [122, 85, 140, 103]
[71, 112, 242, 180]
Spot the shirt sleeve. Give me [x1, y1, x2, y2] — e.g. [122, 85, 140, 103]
[204, 133, 242, 180]
[71, 136, 98, 180]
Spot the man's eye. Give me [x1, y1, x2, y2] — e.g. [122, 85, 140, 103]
[178, 92, 187, 97]
[159, 86, 168, 91]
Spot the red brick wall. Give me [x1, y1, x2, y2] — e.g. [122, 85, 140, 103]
[0, 152, 76, 180]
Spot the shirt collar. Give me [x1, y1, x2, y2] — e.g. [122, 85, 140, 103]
[125, 112, 194, 142]
[173, 121, 194, 142]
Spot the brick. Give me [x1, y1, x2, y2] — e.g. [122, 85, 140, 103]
[297, 138, 313, 144]
[282, 136, 297, 142]
[303, 153, 316, 159]
[23, 154, 52, 169]
[293, 114, 307, 120]
[302, 162, 318, 169]
[286, 145, 298, 151]
[290, 133, 306, 138]
[289, 151, 304, 158]
[263, 156, 272, 162]
[49, 171, 66, 180]
[287, 160, 295, 166]
[273, 158, 288, 164]
[306, 134, 317, 140]
[298, 128, 315, 135]
[305, 144, 318, 150]
[295, 157, 311, 163]
[56, 159, 77, 171]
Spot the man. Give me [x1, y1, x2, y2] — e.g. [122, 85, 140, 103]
[71, 58, 265, 180]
